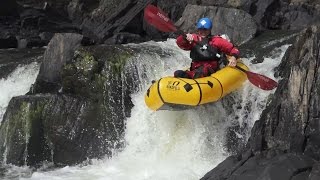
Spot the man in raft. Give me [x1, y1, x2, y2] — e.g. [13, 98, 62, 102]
[174, 17, 240, 79]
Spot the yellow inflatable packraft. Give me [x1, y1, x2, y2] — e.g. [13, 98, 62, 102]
[145, 62, 249, 111]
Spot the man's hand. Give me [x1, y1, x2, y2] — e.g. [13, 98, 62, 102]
[228, 56, 237, 67]
[185, 33, 193, 43]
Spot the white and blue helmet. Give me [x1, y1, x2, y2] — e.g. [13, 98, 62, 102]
[196, 17, 213, 30]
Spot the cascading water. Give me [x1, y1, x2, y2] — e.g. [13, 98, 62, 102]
[1, 39, 289, 180]
[0, 62, 40, 123]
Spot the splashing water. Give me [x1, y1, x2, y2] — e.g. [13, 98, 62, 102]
[0, 62, 40, 122]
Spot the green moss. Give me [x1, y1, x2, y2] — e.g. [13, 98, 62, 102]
[109, 51, 132, 75]
[94, 74, 107, 91]
[62, 49, 100, 95]
[0, 101, 43, 158]
[9, 102, 43, 137]
[61, 46, 134, 99]
[7, 102, 31, 139]
[73, 50, 99, 76]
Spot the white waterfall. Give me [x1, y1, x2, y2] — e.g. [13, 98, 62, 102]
[0, 62, 40, 123]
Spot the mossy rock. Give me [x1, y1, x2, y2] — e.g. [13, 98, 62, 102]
[61, 45, 134, 100]
[0, 98, 49, 166]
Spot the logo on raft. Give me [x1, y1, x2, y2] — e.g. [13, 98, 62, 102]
[166, 81, 180, 90]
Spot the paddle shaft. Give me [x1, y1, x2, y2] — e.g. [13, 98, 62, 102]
[234, 65, 248, 73]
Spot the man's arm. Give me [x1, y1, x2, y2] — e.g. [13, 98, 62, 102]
[176, 34, 194, 50]
[211, 36, 240, 66]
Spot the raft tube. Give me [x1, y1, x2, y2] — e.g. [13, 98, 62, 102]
[144, 62, 249, 111]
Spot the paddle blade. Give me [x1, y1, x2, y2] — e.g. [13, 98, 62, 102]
[246, 71, 278, 90]
[144, 4, 177, 32]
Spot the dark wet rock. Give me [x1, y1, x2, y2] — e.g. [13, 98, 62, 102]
[225, 124, 247, 155]
[176, 4, 257, 45]
[309, 162, 320, 180]
[17, 5, 79, 48]
[157, 0, 189, 22]
[104, 32, 143, 45]
[33, 33, 83, 93]
[0, 0, 80, 49]
[60, 45, 136, 100]
[187, 1, 320, 32]
[261, 1, 320, 31]
[0, 0, 18, 16]
[202, 151, 315, 180]
[0, 35, 18, 49]
[0, 16, 19, 49]
[232, 0, 320, 31]
[251, 26, 320, 154]
[0, 165, 5, 178]
[0, 94, 127, 166]
[79, 0, 153, 43]
[247, 0, 275, 30]
[239, 29, 299, 63]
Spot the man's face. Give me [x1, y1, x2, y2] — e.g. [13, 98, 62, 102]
[197, 29, 211, 37]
